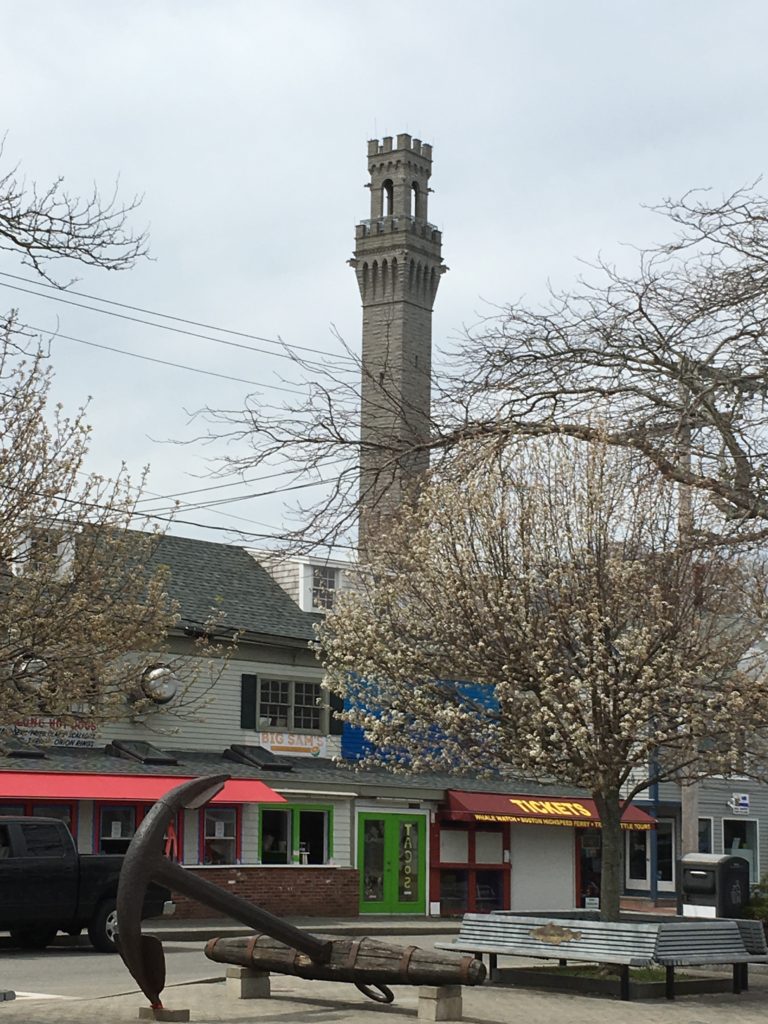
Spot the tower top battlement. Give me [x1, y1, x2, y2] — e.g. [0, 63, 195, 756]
[361, 133, 435, 224]
[367, 134, 433, 162]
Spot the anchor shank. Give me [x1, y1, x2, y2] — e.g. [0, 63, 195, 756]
[153, 859, 332, 963]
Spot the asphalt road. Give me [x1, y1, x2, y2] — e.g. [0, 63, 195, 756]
[0, 942, 222, 1001]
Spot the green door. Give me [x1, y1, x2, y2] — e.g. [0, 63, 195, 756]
[358, 813, 425, 914]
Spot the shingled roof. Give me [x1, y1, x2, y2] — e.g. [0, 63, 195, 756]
[149, 533, 320, 642]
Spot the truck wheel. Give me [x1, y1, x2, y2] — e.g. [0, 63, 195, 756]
[87, 899, 118, 953]
[9, 927, 58, 950]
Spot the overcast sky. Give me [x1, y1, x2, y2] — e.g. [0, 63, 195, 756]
[3, 1, 768, 548]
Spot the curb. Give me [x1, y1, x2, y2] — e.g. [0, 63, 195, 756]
[1, 918, 460, 951]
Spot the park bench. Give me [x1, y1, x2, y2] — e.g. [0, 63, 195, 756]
[435, 913, 768, 1001]
[436, 914, 658, 1000]
[653, 918, 768, 998]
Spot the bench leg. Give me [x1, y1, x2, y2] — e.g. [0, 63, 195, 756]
[665, 965, 675, 1001]
[489, 953, 497, 980]
[619, 965, 630, 1002]
[741, 963, 749, 992]
[732, 964, 743, 995]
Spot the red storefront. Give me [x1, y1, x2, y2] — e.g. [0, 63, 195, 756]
[432, 790, 655, 915]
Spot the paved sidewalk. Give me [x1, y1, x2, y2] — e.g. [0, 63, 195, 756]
[4, 970, 768, 1024]
[0, 915, 459, 951]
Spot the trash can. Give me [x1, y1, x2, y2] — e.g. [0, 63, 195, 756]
[678, 853, 750, 918]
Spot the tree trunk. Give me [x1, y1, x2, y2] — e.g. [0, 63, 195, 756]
[594, 790, 623, 922]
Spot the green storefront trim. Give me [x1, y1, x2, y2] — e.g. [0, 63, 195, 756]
[358, 812, 426, 914]
[258, 802, 334, 863]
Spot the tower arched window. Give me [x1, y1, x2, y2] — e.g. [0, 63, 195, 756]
[411, 182, 419, 218]
[382, 180, 394, 217]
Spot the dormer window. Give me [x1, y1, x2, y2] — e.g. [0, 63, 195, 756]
[296, 562, 344, 613]
[12, 527, 77, 580]
[312, 566, 337, 610]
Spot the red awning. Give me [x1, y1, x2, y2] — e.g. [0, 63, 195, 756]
[0, 772, 285, 804]
[444, 790, 655, 831]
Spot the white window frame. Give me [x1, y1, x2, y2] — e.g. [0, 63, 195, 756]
[722, 817, 760, 883]
[298, 561, 346, 612]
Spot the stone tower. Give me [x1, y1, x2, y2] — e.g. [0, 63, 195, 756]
[350, 133, 445, 555]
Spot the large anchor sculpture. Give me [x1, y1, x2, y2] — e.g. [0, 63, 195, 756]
[117, 775, 485, 1010]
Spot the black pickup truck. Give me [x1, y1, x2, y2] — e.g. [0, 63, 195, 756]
[0, 816, 172, 952]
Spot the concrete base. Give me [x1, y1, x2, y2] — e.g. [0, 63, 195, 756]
[138, 1008, 190, 1022]
[418, 985, 463, 1022]
[225, 965, 271, 999]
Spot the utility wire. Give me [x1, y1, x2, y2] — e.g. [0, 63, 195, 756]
[19, 473, 357, 551]
[0, 271, 356, 364]
[134, 459, 347, 504]
[141, 473, 342, 517]
[24, 322, 306, 394]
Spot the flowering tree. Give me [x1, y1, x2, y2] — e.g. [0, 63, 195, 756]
[319, 438, 768, 919]
[0, 145, 224, 730]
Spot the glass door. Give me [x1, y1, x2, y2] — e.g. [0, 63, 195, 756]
[626, 829, 649, 888]
[625, 820, 675, 892]
[358, 813, 425, 914]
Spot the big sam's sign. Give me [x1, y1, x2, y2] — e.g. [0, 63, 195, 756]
[444, 791, 655, 831]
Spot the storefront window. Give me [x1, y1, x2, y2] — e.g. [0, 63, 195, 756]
[94, 803, 181, 859]
[437, 823, 507, 915]
[475, 869, 504, 911]
[440, 869, 468, 913]
[298, 810, 327, 864]
[580, 829, 603, 902]
[261, 808, 291, 864]
[0, 802, 76, 838]
[698, 818, 713, 854]
[724, 819, 758, 882]
[657, 822, 674, 882]
[203, 807, 238, 864]
[260, 806, 330, 865]
[99, 806, 136, 855]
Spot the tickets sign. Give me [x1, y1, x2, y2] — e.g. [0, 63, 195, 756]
[445, 791, 655, 830]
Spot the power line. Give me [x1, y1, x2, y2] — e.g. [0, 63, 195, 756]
[135, 460, 347, 504]
[135, 468, 327, 507]
[21, 473, 356, 550]
[24, 322, 306, 394]
[141, 473, 342, 517]
[0, 271, 356, 364]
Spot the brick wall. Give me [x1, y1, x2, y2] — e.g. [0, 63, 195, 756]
[171, 866, 360, 918]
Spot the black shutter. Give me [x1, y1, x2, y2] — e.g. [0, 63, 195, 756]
[329, 691, 344, 736]
[240, 675, 258, 729]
